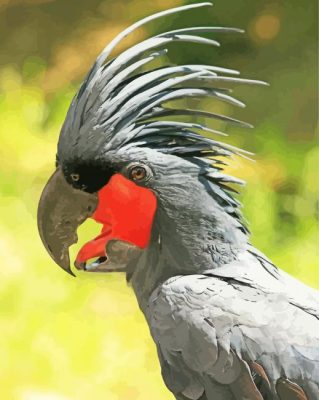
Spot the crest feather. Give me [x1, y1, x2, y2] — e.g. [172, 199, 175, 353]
[59, 2, 268, 233]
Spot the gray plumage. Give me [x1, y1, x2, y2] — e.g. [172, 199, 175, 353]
[148, 253, 319, 399]
[56, 3, 319, 399]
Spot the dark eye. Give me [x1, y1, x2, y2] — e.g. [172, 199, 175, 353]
[71, 173, 80, 182]
[129, 166, 147, 181]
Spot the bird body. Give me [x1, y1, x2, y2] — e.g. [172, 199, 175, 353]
[37, 3, 319, 399]
[146, 252, 319, 399]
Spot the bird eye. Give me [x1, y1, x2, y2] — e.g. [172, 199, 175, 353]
[129, 166, 147, 181]
[126, 163, 152, 183]
[70, 173, 80, 182]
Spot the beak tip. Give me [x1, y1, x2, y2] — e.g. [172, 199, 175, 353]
[66, 268, 76, 277]
[56, 254, 76, 277]
[47, 251, 76, 277]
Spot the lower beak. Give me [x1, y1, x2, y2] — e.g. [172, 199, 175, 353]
[37, 168, 98, 275]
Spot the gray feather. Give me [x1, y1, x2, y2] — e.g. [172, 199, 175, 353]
[148, 257, 319, 399]
[138, 107, 254, 129]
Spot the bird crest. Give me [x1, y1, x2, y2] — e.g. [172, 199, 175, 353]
[58, 2, 268, 234]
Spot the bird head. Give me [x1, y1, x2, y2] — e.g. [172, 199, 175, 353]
[38, 3, 267, 277]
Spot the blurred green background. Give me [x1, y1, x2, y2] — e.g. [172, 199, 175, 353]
[0, 0, 318, 399]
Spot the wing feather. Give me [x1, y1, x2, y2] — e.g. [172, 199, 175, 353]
[148, 258, 319, 399]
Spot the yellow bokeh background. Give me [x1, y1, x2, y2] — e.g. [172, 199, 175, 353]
[0, 1, 318, 399]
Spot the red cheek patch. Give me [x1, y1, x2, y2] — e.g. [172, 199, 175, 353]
[76, 174, 157, 264]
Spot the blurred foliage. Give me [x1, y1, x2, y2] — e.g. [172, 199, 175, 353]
[0, 0, 318, 399]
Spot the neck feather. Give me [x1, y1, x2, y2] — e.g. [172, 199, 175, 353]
[129, 188, 248, 310]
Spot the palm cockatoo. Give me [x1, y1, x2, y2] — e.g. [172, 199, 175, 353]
[37, 3, 319, 399]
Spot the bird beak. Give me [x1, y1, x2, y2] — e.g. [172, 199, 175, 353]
[37, 168, 98, 276]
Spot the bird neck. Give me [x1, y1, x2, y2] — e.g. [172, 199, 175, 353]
[129, 196, 248, 312]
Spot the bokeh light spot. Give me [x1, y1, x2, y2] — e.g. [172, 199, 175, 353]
[252, 14, 281, 41]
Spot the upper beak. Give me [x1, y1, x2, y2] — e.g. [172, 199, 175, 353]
[37, 168, 98, 275]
